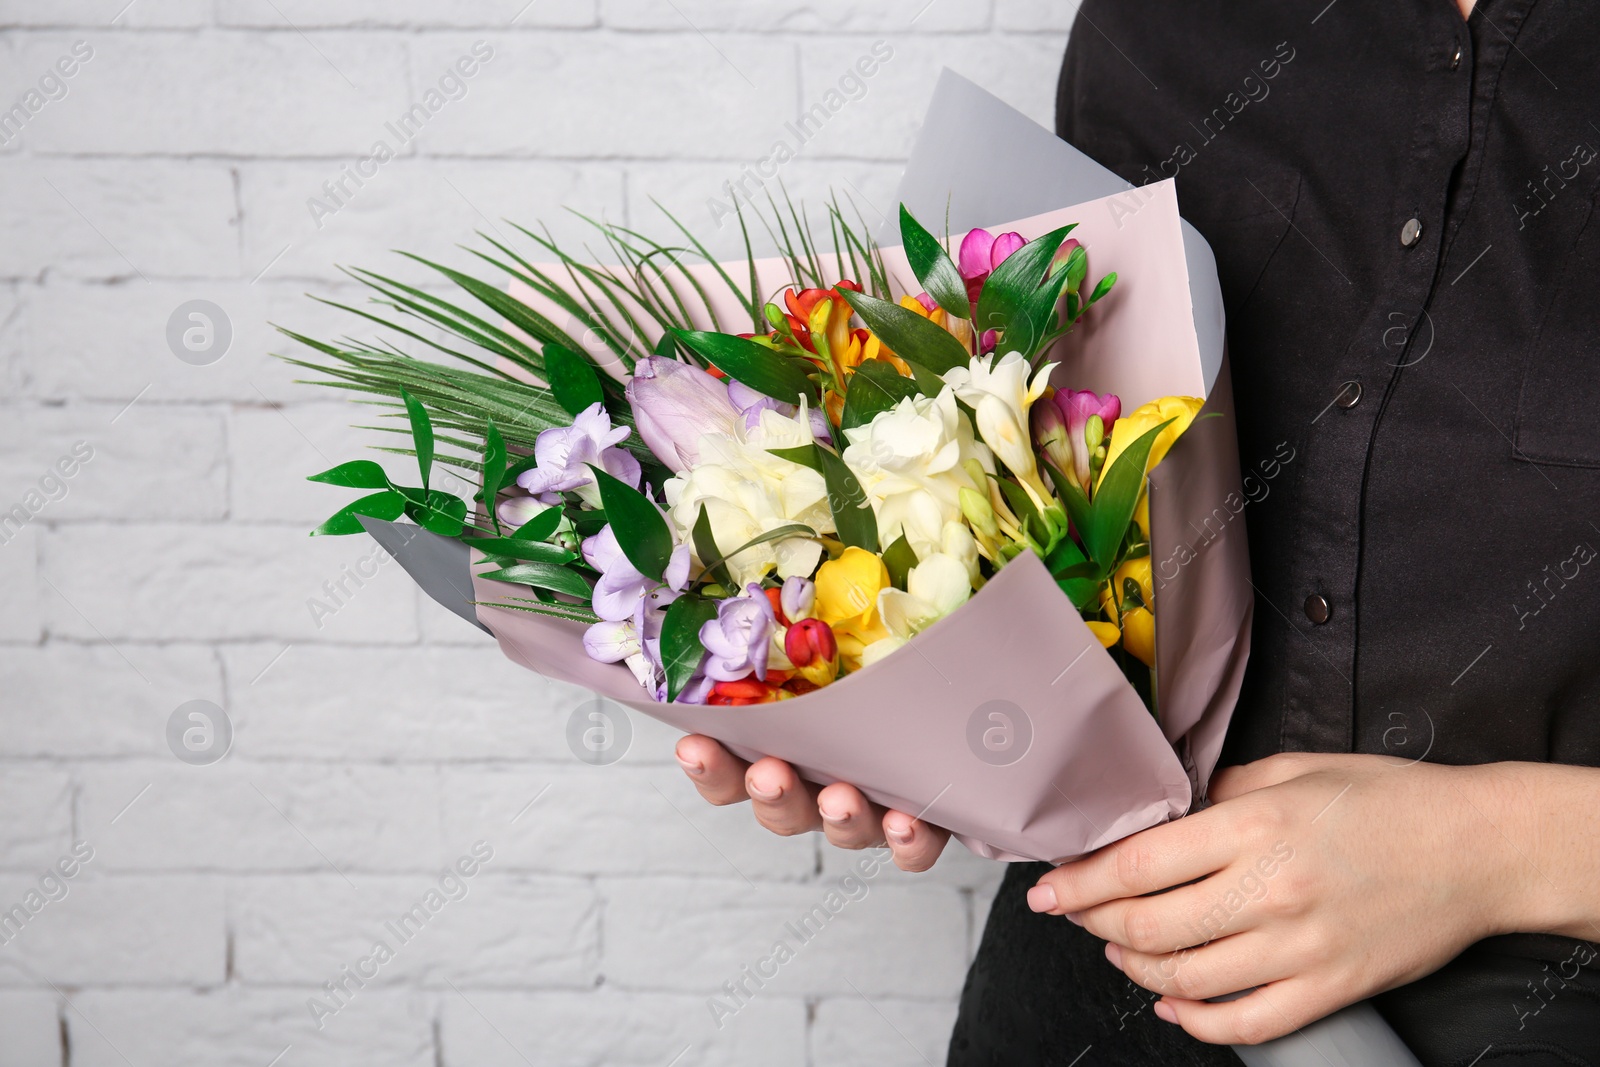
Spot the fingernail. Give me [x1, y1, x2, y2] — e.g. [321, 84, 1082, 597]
[819, 804, 849, 824]
[1153, 1000, 1178, 1024]
[747, 781, 782, 801]
[1065, 911, 1084, 927]
[1104, 942, 1123, 969]
[886, 824, 913, 845]
[676, 757, 703, 776]
[1026, 885, 1057, 913]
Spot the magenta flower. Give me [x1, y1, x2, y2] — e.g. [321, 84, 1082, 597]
[958, 227, 1026, 300]
[1031, 398, 1071, 479]
[1053, 389, 1121, 492]
[698, 585, 776, 682]
[517, 402, 639, 508]
[625, 356, 740, 471]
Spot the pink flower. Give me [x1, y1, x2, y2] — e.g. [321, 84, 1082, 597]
[1053, 389, 1121, 492]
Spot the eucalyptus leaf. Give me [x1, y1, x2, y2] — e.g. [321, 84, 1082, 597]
[308, 460, 390, 490]
[543, 342, 604, 415]
[311, 490, 406, 536]
[589, 465, 672, 581]
[660, 595, 718, 701]
[898, 204, 971, 320]
[837, 288, 970, 376]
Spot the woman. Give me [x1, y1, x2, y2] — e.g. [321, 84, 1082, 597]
[677, 1, 1600, 1062]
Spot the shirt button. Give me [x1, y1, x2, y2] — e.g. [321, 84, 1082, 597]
[1304, 594, 1331, 625]
[1400, 218, 1423, 247]
[1337, 381, 1362, 409]
[1451, 46, 1462, 70]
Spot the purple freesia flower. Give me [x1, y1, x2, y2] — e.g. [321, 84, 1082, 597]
[698, 585, 776, 683]
[625, 356, 741, 471]
[726, 379, 832, 446]
[1055, 388, 1121, 492]
[517, 402, 639, 508]
[581, 522, 699, 701]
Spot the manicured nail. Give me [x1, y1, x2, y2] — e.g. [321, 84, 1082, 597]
[747, 781, 782, 801]
[1026, 885, 1057, 912]
[1065, 911, 1084, 927]
[1153, 1000, 1178, 1024]
[1104, 942, 1123, 968]
[676, 757, 704, 776]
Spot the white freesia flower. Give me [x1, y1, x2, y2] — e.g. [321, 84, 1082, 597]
[943, 352, 1055, 496]
[840, 387, 992, 559]
[663, 405, 832, 588]
[864, 551, 974, 668]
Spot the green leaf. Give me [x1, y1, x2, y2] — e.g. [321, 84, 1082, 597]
[463, 538, 577, 564]
[1085, 418, 1174, 569]
[838, 288, 970, 376]
[480, 418, 507, 532]
[1005, 262, 1075, 359]
[543, 343, 604, 416]
[511, 507, 564, 542]
[589, 465, 672, 582]
[308, 460, 390, 490]
[973, 224, 1076, 335]
[311, 490, 405, 536]
[768, 443, 877, 550]
[898, 204, 971, 321]
[1063, 245, 1088, 294]
[477, 562, 593, 599]
[670, 329, 818, 404]
[1087, 272, 1118, 306]
[898, 357, 948, 396]
[692, 503, 733, 590]
[400, 388, 434, 492]
[839, 360, 919, 431]
[882, 533, 918, 590]
[1043, 461, 1093, 543]
[997, 479, 1045, 544]
[412, 490, 467, 536]
[660, 594, 718, 701]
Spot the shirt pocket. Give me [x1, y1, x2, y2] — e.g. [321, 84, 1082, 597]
[1176, 165, 1302, 315]
[1514, 195, 1600, 468]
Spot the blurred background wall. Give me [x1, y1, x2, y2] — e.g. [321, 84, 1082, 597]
[0, 2, 1069, 1063]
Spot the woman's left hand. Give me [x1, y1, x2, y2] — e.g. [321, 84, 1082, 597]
[1027, 751, 1542, 1045]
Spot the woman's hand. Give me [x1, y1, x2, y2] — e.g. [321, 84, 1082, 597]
[675, 734, 950, 871]
[1028, 752, 1558, 1045]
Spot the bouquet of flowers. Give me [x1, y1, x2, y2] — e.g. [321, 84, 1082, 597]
[284, 74, 1251, 864]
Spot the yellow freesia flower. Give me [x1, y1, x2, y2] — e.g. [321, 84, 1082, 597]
[814, 546, 891, 670]
[1086, 620, 1121, 648]
[1098, 395, 1203, 537]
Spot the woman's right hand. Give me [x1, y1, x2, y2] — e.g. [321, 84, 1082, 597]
[675, 734, 950, 871]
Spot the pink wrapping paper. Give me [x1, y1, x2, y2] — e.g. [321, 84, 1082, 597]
[469, 180, 1252, 864]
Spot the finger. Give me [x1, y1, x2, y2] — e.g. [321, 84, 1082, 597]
[1078, 875, 1265, 955]
[1208, 752, 1324, 803]
[883, 809, 950, 872]
[1030, 813, 1234, 915]
[817, 783, 888, 850]
[1156, 977, 1335, 1046]
[676, 735, 750, 805]
[745, 756, 823, 836]
[1106, 932, 1289, 1003]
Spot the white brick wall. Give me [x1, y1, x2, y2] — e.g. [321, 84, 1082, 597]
[0, 4, 1069, 1064]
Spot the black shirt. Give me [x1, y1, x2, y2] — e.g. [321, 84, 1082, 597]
[950, 2, 1600, 1063]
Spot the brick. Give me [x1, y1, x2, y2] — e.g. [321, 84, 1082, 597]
[41, 522, 419, 642]
[218, 0, 597, 28]
[69, 987, 434, 1067]
[0, 768, 72, 869]
[236, 159, 626, 285]
[0, 1, 211, 27]
[795, 35, 1065, 160]
[0, 991, 62, 1067]
[0, 524, 40, 641]
[226, 644, 590, 761]
[602, 874, 970, 997]
[995, 0, 1078, 32]
[442, 766, 814, 880]
[231, 872, 598, 988]
[603, 0, 990, 32]
[0, 642, 221, 757]
[0, 158, 238, 281]
[229, 401, 395, 524]
[0, 403, 227, 521]
[437, 989, 806, 1067]
[17, 32, 411, 157]
[811, 996, 961, 1066]
[406, 34, 799, 160]
[0, 873, 225, 985]
[76, 762, 443, 872]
